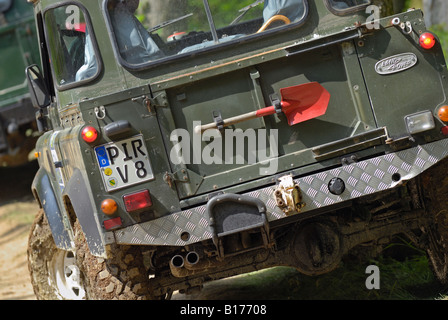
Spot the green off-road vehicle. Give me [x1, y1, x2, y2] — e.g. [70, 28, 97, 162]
[26, 0, 448, 299]
[0, 0, 40, 167]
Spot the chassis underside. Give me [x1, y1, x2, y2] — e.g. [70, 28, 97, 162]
[142, 160, 448, 298]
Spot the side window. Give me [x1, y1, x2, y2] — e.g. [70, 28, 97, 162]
[327, 0, 370, 11]
[44, 4, 100, 88]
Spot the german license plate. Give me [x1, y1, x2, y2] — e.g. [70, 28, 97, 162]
[95, 135, 154, 192]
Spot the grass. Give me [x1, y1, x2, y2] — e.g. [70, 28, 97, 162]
[225, 239, 448, 300]
[0, 201, 36, 226]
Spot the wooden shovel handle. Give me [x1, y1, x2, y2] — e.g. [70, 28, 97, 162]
[194, 110, 258, 134]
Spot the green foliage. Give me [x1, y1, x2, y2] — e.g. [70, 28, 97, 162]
[232, 252, 445, 300]
[430, 24, 448, 63]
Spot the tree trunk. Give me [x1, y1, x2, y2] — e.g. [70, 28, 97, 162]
[372, 0, 406, 16]
[142, 0, 188, 39]
[423, 0, 448, 27]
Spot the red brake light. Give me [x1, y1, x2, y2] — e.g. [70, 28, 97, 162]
[104, 217, 122, 230]
[419, 32, 437, 50]
[123, 190, 152, 212]
[81, 126, 98, 143]
[442, 126, 448, 136]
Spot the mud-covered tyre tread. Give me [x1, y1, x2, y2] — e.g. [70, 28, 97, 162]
[73, 221, 153, 300]
[27, 209, 60, 300]
[420, 162, 448, 283]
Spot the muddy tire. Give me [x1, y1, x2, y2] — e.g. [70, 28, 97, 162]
[73, 220, 154, 300]
[420, 162, 448, 283]
[27, 210, 86, 300]
[28, 210, 155, 299]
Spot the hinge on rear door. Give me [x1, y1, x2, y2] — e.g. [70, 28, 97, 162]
[149, 91, 169, 108]
[163, 169, 204, 197]
[163, 170, 190, 188]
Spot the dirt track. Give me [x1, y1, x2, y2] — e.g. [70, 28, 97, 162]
[0, 161, 38, 300]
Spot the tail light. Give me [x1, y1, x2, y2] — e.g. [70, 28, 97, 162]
[442, 126, 448, 136]
[438, 106, 448, 122]
[104, 217, 122, 231]
[419, 32, 437, 50]
[81, 126, 98, 143]
[123, 190, 152, 212]
[101, 199, 118, 215]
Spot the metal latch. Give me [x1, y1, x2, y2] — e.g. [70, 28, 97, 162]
[212, 110, 225, 132]
[274, 175, 305, 215]
[163, 169, 190, 187]
[270, 93, 283, 114]
[94, 106, 106, 120]
[391, 17, 413, 35]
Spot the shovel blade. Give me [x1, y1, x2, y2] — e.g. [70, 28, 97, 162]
[280, 82, 331, 126]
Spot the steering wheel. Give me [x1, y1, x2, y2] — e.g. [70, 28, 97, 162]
[257, 15, 291, 33]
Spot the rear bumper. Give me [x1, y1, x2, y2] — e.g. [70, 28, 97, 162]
[112, 138, 448, 246]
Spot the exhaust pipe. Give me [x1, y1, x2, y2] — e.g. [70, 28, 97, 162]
[169, 251, 220, 278]
[170, 255, 184, 270]
[184, 251, 200, 270]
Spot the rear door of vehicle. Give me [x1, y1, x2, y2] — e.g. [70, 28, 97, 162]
[155, 34, 380, 200]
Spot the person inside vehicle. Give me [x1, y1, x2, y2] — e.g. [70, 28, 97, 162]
[109, 0, 164, 64]
[329, 0, 369, 10]
[262, 0, 305, 24]
[0, 0, 12, 13]
[75, 31, 98, 82]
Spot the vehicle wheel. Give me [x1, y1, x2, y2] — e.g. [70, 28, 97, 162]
[423, 205, 448, 283]
[27, 210, 87, 299]
[73, 220, 154, 299]
[425, 221, 448, 283]
[420, 163, 448, 283]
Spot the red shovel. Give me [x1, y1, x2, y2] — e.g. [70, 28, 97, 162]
[194, 82, 330, 134]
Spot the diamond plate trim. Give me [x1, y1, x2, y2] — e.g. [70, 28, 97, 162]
[114, 139, 448, 246]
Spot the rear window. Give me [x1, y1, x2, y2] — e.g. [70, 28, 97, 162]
[104, 0, 308, 69]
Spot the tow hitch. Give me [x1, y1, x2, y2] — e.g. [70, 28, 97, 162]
[274, 175, 305, 215]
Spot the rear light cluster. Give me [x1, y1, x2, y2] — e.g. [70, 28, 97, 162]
[101, 190, 153, 231]
[437, 106, 448, 136]
[419, 32, 437, 50]
[123, 190, 153, 212]
[438, 106, 448, 122]
[81, 126, 98, 143]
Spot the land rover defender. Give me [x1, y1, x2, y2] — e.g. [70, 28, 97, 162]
[26, 0, 448, 299]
